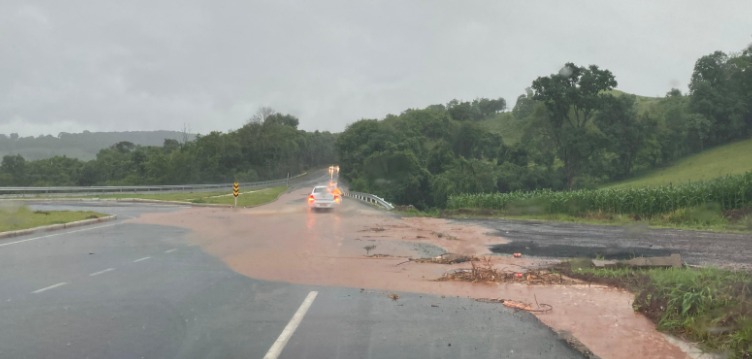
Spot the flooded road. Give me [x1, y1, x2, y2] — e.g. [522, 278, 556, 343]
[131, 185, 707, 358]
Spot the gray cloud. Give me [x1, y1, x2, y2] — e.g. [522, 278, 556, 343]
[1, 0, 751, 136]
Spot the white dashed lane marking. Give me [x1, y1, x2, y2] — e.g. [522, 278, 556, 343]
[263, 291, 319, 359]
[164, 248, 177, 254]
[133, 256, 151, 263]
[32, 282, 68, 294]
[89, 268, 115, 277]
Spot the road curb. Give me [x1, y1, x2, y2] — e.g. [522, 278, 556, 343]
[0, 215, 118, 240]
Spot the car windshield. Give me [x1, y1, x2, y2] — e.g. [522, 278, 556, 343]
[1, 2, 751, 358]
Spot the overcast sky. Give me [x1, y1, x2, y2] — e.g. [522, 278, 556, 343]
[1, 1, 751, 137]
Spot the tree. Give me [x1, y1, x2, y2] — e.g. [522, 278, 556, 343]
[595, 95, 644, 179]
[249, 107, 276, 124]
[531, 63, 617, 188]
[0, 155, 26, 185]
[336, 119, 402, 184]
[689, 51, 750, 144]
[447, 100, 478, 121]
[512, 88, 537, 120]
[474, 97, 506, 117]
[263, 113, 300, 129]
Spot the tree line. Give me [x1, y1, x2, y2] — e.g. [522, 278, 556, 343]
[337, 45, 752, 209]
[2, 45, 749, 204]
[0, 109, 337, 186]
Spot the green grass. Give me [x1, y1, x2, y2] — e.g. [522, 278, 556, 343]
[195, 186, 287, 207]
[562, 263, 752, 358]
[91, 190, 231, 202]
[92, 186, 288, 207]
[0, 205, 106, 232]
[608, 138, 752, 189]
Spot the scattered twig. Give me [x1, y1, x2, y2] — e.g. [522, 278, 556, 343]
[395, 258, 412, 266]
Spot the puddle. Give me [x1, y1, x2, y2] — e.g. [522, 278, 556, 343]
[490, 241, 672, 260]
[349, 238, 446, 258]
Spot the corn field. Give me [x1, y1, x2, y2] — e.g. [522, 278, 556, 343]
[447, 172, 752, 218]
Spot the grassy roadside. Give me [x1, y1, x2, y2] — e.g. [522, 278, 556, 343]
[557, 261, 752, 358]
[0, 205, 106, 232]
[90, 186, 288, 207]
[89, 190, 232, 202]
[193, 186, 287, 207]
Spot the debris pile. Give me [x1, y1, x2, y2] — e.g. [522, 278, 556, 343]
[439, 257, 580, 285]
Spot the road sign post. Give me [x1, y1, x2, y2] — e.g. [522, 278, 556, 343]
[233, 182, 239, 208]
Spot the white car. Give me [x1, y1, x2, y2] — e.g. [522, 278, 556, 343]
[308, 185, 339, 210]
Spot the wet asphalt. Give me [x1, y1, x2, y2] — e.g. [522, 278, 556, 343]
[475, 218, 751, 269]
[0, 202, 582, 359]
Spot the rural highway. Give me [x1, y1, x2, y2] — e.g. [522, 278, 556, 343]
[0, 199, 582, 358]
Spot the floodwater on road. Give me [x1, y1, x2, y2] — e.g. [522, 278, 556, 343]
[134, 187, 706, 359]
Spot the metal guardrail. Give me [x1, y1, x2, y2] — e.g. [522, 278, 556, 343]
[344, 191, 395, 210]
[0, 173, 307, 197]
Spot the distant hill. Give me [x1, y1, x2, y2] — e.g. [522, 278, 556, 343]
[606, 138, 752, 188]
[0, 131, 196, 161]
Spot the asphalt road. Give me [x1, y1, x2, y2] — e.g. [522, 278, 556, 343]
[480, 218, 752, 269]
[0, 202, 582, 359]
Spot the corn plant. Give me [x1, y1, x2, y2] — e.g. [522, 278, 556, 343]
[447, 171, 752, 218]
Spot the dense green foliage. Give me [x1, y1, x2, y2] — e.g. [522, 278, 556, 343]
[0, 110, 337, 186]
[336, 98, 517, 209]
[447, 172, 752, 218]
[337, 45, 752, 208]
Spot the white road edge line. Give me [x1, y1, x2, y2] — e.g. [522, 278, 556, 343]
[89, 268, 115, 277]
[263, 291, 319, 359]
[164, 248, 177, 253]
[0, 223, 119, 248]
[32, 282, 68, 294]
[133, 256, 151, 263]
